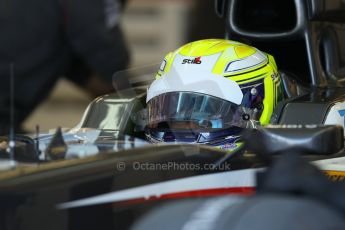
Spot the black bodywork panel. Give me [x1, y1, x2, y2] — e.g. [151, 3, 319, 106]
[272, 86, 345, 124]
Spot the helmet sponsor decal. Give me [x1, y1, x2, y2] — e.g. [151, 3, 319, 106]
[182, 57, 202, 64]
[218, 142, 238, 151]
[173, 53, 220, 72]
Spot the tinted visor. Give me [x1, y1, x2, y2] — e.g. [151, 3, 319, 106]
[147, 92, 260, 130]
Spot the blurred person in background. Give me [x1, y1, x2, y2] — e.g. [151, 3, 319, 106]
[0, 0, 130, 135]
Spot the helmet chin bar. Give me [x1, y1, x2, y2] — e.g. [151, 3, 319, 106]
[144, 125, 245, 145]
[144, 126, 245, 152]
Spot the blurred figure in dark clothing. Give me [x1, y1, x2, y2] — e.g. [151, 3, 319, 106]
[0, 0, 130, 134]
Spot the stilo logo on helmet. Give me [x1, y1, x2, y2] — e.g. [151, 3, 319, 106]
[182, 57, 202, 64]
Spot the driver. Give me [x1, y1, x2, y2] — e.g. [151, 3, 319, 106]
[145, 39, 284, 152]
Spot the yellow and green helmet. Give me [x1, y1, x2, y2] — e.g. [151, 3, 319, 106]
[145, 39, 284, 151]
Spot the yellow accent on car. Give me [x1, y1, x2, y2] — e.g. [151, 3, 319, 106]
[324, 170, 345, 182]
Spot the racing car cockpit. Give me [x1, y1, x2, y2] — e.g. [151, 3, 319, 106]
[1, 0, 345, 162]
[2, 1, 345, 230]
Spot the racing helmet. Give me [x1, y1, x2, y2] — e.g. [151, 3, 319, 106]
[145, 39, 283, 151]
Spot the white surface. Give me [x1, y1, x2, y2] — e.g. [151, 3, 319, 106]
[58, 169, 256, 209]
[324, 101, 345, 133]
[147, 56, 243, 105]
[314, 156, 345, 171]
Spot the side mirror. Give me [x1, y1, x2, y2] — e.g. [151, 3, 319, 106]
[227, 0, 307, 40]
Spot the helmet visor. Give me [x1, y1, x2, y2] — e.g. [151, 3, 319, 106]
[147, 92, 259, 130]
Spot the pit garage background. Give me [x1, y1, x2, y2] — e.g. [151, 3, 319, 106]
[23, 0, 224, 132]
